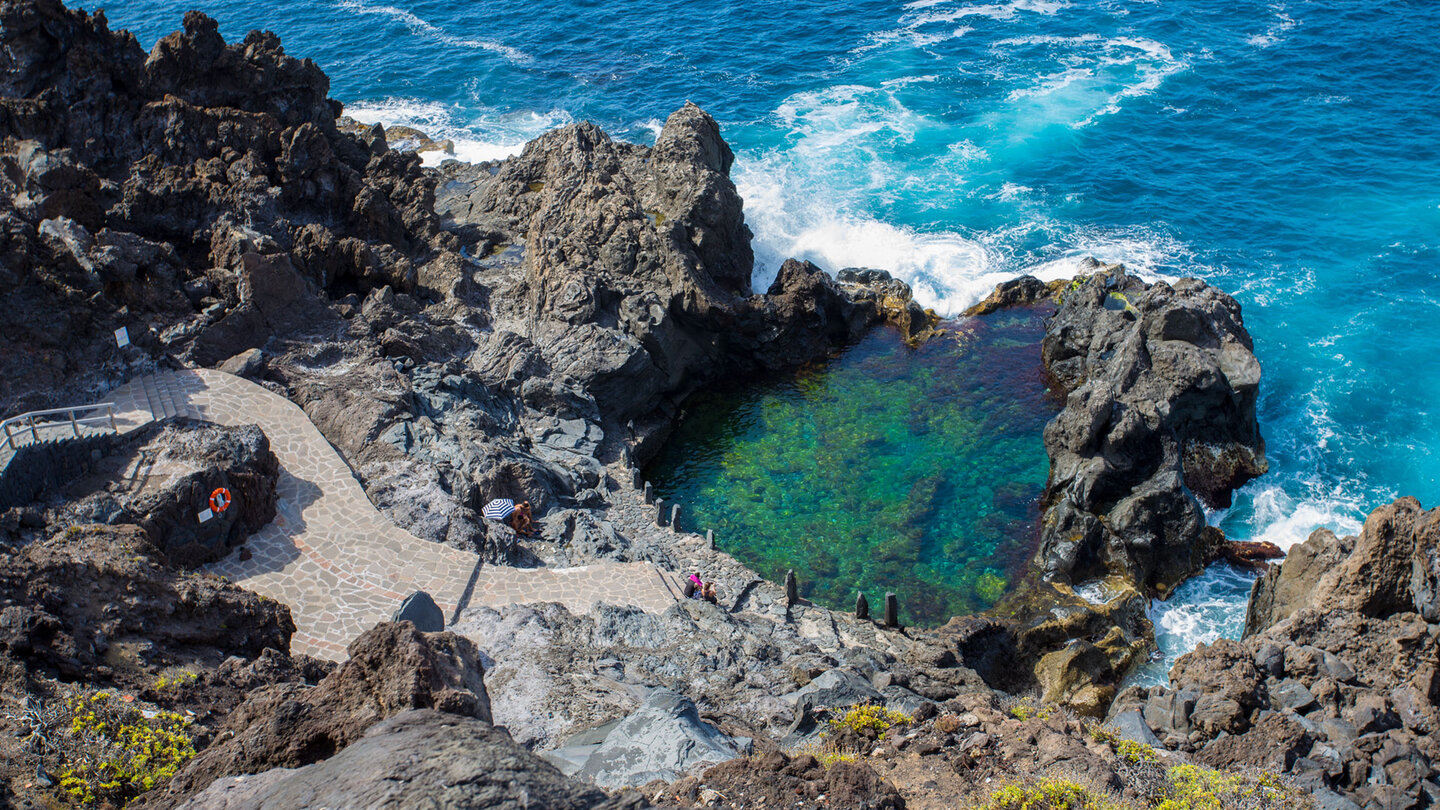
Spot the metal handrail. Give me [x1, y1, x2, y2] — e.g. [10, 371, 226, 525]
[1, 402, 117, 452]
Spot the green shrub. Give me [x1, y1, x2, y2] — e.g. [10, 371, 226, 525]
[977, 778, 1127, 810]
[826, 704, 912, 740]
[57, 692, 196, 806]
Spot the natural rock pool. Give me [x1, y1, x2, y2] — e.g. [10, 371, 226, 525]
[648, 306, 1060, 626]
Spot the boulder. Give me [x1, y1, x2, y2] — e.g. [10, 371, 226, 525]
[176, 710, 641, 810]
[392, 591, 446, 633]
[147, 622, 491, 807]
[50, 421, 279, 568]
[574, 689, 742, 788]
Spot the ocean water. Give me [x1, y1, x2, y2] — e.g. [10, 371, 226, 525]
[104, 0, 1440, 675]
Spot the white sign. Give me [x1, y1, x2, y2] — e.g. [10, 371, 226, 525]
[114, 327, 130, 348]
[197, 508, 214, 524]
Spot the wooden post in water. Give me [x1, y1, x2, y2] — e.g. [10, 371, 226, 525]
[785, 570, 798, 606]
[856, 592, 870, 620]
[643, 482, 653, 504]
[884, 592, 899, 628]
[670, 504, 681, 533]
[706, 529, 714, 549]
[655, 498, 667, 527]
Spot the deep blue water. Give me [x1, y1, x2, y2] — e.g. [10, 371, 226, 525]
[101, 0, 1440, 677]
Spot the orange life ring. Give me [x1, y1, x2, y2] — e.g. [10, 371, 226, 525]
[209, 487, 232, 514]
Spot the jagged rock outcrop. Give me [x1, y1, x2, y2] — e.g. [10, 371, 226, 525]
[1112, 498, 1440, 810]
[141, 622, 493, 808]
[0, 0, 436, 414]
[982, 265, 1266, 713]
[1247, 496, 1440, 634]
[47, 421, 279, 567]
[176, 710, 645, 810]
[0, 0, 933, 567]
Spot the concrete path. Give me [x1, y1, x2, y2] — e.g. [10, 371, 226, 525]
[100, 369, 680, 660]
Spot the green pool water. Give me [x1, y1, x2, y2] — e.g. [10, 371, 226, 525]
[647, 307, 1059, 626]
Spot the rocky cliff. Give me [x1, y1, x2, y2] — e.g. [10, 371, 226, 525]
[960, 265, 1267, 715]
[1112, 498, 1440, 810]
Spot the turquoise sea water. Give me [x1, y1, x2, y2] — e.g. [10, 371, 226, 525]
[104, 0, 1440, 673]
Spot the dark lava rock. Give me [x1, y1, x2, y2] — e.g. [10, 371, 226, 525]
[48, 420, 279, 567]
[392, 590, 446, 633]
[176, 709, 643, 810]
[0, 523, 293, 681]
[142, 622, 492, 808]
[988, 265, 1266, 711]
[671, 749, 904, 810]
[1126, 498, 1440, 809]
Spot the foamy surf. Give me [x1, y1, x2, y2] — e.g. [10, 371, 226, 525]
[334, 0, 531, 62]
[342, 98, 571, 167]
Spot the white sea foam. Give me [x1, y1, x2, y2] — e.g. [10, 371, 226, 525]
[988, 34, 1185, 128]
[1247, 4, 1298, 49]
[902, 0, 1070, 28]
[343, 98, 571, 166]
[334, 0, 531, 63]
[1133, 563, 1256, 685]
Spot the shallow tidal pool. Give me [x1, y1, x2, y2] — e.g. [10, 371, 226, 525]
[648, 307, 1059, 626]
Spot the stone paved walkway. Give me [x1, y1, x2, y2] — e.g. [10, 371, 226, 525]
[100, 369, 680, 660]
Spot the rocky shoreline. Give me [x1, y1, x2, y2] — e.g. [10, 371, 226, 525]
[1, 1, 1436, 808]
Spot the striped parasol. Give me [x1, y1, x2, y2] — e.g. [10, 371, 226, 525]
[482, 498, 516, 521]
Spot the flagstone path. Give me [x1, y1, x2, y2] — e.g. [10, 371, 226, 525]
[99, 368, 680, 661]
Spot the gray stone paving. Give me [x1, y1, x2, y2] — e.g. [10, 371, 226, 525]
[99, 369, 681, 661]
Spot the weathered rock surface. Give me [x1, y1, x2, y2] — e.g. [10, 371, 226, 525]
[177, 710, 644, 810]
[0, 523, 293, 681]
[988, 265, 1266, 711]
[573, 690, 744, 788]
[1111, 498, 1440, 810]
[453, 597, 987, 752]
[1247, 496, 1440, 633]
[47, 421, 279, 567]
[142, 621, 492, 808]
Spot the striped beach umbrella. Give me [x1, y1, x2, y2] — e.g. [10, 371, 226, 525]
[482, 498, 516, 521]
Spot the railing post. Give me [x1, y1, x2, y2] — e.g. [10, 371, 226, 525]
[655, 497, 667, 527]
[70, 410, 79, 437]
[706, 529, 714, 550]
[670, 504, 681, 533]
[106, 404, 116, 432]
[3, 421, 13, 451]
[884, 592, 899, 628]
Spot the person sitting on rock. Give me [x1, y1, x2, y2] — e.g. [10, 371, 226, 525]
[685, 572, 704, 599]
[702, 581, 719, 605]
[509, 501, 536, 537]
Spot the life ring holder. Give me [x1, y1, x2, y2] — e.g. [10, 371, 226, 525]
[209, 487, 232, 514]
